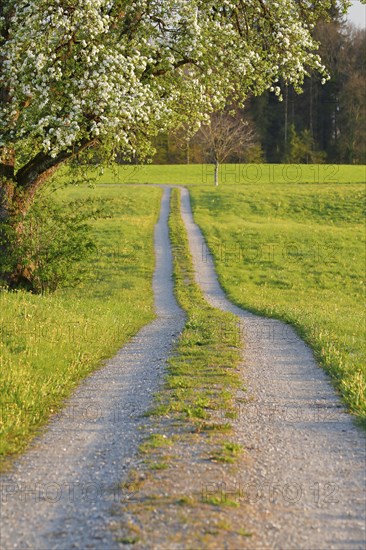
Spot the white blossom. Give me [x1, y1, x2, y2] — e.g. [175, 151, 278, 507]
[0, 0, 345, 162]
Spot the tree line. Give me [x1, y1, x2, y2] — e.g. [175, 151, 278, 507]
[152, 18, 366, 166]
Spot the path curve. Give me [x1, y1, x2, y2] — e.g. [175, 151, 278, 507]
[0, 188, 185, 549]
[1, 184, 365, 549]
[179, 186, 366, 549]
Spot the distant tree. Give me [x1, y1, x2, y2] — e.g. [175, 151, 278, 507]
[339, 73, 366, 163]
[247, 9, 366, 164]
[169, 124, 194, 165]
[193, 112, 256, 185]
[285, 125, 326, 164]
[243, 144, 265, 164]
[338, 28, 366, 164]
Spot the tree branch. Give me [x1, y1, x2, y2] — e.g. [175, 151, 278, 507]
[16, 139, 95, 190]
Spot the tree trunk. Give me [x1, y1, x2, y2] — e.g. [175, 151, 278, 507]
[0, 179, 32, 289]
[284, 85, 288, 154]
[214, 161, 219, 186]
[0, 158, 61, 288]
[0, 139, 95, 288]
[0, 147, 16, 220]
[0, 180, 15, 224]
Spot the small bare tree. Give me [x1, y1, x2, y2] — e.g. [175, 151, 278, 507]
[194, 112, 256, 186]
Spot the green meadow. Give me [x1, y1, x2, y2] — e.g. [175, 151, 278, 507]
[96, 162, 365, 420]
[1, 162, 365, 464]
[93, 163, 365, 186]
[94, 161, 365, 420]
[0, 185, 161, 463]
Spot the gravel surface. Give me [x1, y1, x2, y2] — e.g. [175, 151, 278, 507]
[0, 188, 185, 550]
[179, 186, 366, 549]
[1, 184, 365, 550]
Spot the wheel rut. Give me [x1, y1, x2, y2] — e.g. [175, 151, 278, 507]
[0, 187, 185, 549]
[179, 186, 366, 549]
[1, 185, 365, 550]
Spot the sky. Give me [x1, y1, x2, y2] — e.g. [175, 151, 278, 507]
[346, 0, 366, 27]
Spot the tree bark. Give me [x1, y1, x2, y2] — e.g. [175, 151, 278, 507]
[0, 180, 16, 223]
[0, 139, 95, 287]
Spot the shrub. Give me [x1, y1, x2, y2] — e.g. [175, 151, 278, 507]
[0, 195, 110, 293]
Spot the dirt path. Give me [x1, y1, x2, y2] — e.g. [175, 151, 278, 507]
[0, 188, 185, 549]
[1, 184, 365, 549]
[179, 186, 366, 549]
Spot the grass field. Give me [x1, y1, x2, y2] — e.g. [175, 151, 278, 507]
[90, 163, 365, 186]
[0, 185, 161, 464]
[92, 162, 365, 419]
[188, 182, 365, 421]
[1, 162, 365, 463]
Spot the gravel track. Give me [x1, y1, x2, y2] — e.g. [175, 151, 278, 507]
[0, 188, 185, 549]
[1, 184, 365, 550]
[179, 186, 366, 549]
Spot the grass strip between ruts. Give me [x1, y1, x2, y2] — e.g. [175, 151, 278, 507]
[113, 188, 248, 546]
[151, 187, 244, 427]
